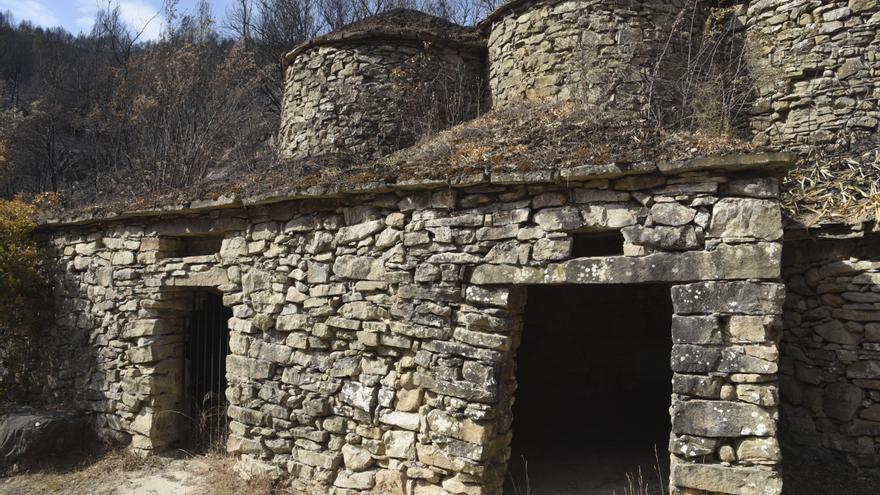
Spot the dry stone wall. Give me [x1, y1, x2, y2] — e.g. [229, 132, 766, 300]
[480, 0, 701, 114]
[746, 0, 880, 150]
[781, 236, 880, 468]
[42, 156, 788, 495]
[279, 40, 483, 161]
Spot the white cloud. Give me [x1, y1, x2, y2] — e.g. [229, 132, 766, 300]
[75, 0, 164, 40]
[117, 1, 163, 40]
[0, 0, 63, 28]
[75, 16, 94, 28]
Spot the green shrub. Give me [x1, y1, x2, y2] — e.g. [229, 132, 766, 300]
[0, 198, 51, 399]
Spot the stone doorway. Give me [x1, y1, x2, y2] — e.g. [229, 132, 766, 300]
[181, 291, 232, 451]
[505, 284, 673, 494]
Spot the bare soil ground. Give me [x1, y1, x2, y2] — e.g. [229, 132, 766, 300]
[0, 451, 279, 495]
[781, 443, 880, 495]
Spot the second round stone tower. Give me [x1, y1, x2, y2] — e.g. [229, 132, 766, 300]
[480, 0, 704, 115]
[279, 9, 485, 161]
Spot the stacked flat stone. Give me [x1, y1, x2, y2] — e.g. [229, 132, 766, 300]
[782, 236, 880, 468]
[479, 0, 701, 114]
[278, 9, 484, 161]
[41, 153, 790, 495]
[746, 0, 880, 150]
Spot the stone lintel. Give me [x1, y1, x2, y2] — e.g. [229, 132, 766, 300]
[469, 242, 781, 285]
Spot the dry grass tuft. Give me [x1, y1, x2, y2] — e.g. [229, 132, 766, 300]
[196, 452, 281, 495]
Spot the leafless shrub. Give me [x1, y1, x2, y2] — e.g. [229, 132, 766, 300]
[385, 50, 484, 151]
[637, 2, 758, 137]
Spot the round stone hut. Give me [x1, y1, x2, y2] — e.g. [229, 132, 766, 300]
[745, 0, 880, 150]
[479, 0, 703, 114]
[279, 9, 485, 161]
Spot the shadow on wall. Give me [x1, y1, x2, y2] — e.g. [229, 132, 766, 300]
[781, 235, 880, 494]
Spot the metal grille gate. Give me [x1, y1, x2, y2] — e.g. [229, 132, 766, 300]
[184, 291, 232, 451]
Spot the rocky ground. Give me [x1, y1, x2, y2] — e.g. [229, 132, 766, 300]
[0, 451, 279, 495]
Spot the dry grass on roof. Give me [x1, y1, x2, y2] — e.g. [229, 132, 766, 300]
[782, 144, 880, 227]
[314, 8, 480, 45]
[43, 102, 759, 221]
[383, 101, 760, 178]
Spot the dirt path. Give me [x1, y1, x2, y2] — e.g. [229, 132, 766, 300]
[0, 452, 269, 495]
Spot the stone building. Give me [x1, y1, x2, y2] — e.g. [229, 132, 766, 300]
[40, 151, 791, 495]
[27, 0, 880, 494]
[278, 10, 485, 161]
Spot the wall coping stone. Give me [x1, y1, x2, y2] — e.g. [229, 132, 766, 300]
[477, 0, 555, 31]
[36, 152, 794, 229]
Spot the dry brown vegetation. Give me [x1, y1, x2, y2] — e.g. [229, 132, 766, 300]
[0, 449, 285, 495]
[782, 145, 880, 227]
[37, 101, 761, 221]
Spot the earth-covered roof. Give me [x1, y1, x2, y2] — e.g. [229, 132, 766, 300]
[37, 102, 790, 227]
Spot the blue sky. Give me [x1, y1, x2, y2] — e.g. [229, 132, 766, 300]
[0, 0, 236, 40]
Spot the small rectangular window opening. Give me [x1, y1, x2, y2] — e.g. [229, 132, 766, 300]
[571, 231, 625, 257]
[161, 235, 224, 258]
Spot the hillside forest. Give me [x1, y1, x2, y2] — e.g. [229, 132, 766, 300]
[0, 0, 499, 204]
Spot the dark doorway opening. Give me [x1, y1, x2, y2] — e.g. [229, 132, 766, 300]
[506, 284, 673, 495]
[183, 291, 232, 451]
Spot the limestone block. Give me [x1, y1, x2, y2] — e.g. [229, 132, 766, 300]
[651, 202, 697, 226]
[621, 225, 699, 250]
[672, 282, 785, 315]
[846, 360, 880, 379]
[671, 458, 781, 495]
[123, 319, 174, 339]
[670, 434, 720, 458]
[336, 219, 385, 245]
[226, 355, 272, 379]
[822, 382, 863, 421]
[111, 251, 135, 266]
[719, 346, 778, 374]
[340, 381, 377, 412]
[227, 435, 264, 454]
[672, 316, 721, 344]
[379, 411, 420, 431]
[672, 400, 776, 437]
[726, 316, 780, 344]
[722, 178, 779, 199]
[291, 447, 341, 470]
[242, 269, 271, 295]
[333, 255, 385, 280]
[255, 342, 292, 365]
[532, 238, 572, 261]
[342, 443, 374, 471]
[708, 198, 782, 241]
[736, 384, 779, 407]
[673, 374, 723, 399]
[735, 437, 780, 464]
[276, 314, 311, 332]
[334, 470, 376, 490]
[671, 345, 721, 373]
[426, 409, 490, 444]
[814, 320, 861, 345]
[533, 207, 582, 231]
[383, 430, 416, 459]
